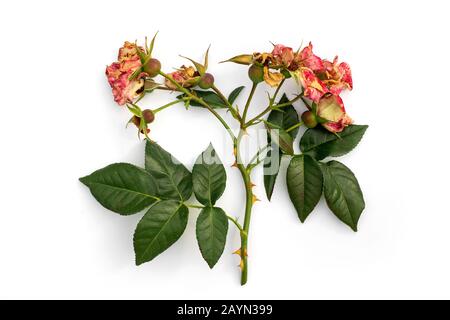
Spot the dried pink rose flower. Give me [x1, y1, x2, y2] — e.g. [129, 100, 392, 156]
[320, 57, 353, 95]
[118, 41, 143, 62]
[272, 44, 295, 67]
[165, 66, 198, 90]
[297, 43, 324, 72]
[291, 43, 353, 107]
[316, 94, 353, 133]
[106, 43, 145, 105]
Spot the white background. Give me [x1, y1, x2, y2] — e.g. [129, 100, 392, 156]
[1, 0, 449, 300]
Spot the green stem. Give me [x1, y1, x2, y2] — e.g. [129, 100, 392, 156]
[211, 84, 240, 121]
[245, 92, 304, 128]
[227, 216, 246, 237]
[159, 71, 236, 142]
[186, 204, 205, 209]
[247, 144, 270, 170]
[154, 86, 180, 92]
[153, 99, 186, 114]
[272, 79, 285, 104]
[286, 121, 304, 133]
[188, 204, 245, 236]
[235, 129, 254, 286]
[276, 94, 303, 108]
[239, 167, 253, 286]
[242, 83, 258, 125]
[160, 71, 256, 286]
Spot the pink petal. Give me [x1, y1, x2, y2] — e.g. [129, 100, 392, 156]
[299, 43, 324, 72]
[299, 68, 328, 103]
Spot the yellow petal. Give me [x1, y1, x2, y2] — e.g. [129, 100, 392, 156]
[254, 53, 272, 64]
[317, 95, 344, 122]
[263, 67, 284, 87]
[185, 66, 196, 77]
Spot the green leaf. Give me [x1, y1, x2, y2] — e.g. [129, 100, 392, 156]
[178, 90, 227, 109]
[127, 104, 142, 117]
[134, 200, 189, 265]
[196, 207, 229, 269]
[267, 95, 301, 137]
[193, 90, 227, 108]
[286, 155, 323, 222]
[228, 86, 245, 105]
[270, 126, 293, 155]
[191, 90, 227, 109]
[145, 141, 193, 201]
[263, 147, 281, 201]
[321, 161, 365, 232]
[80, 163, 159, 215]
[300, 125, 368, 160]
[192, 144, 227, 206]
[264, 95, 299, 200]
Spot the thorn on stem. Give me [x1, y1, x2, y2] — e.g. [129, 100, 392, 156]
[233, 248, 248, 257]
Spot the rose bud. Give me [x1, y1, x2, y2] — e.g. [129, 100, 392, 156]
[248, 65, 264, 84]
[144, 79, 159, 91]
[142, 109, 155, 124]
[198, 73, 215, 89]
[130, 115, 150, 135]
[301, 111, 318, 129]
[144, 58, 161, 78]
